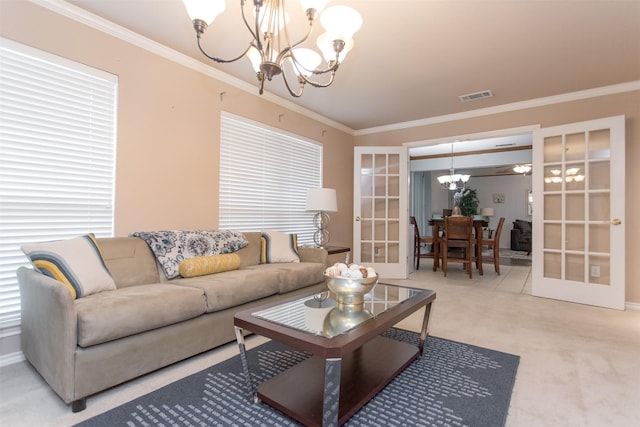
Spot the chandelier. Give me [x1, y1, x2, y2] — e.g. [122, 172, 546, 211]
[437, 144, 470, 190]
[181, 0, 362, 97]
[437, 169, 470, 190]
[513, 164, 532, 175]
[544, 167, 584, 183]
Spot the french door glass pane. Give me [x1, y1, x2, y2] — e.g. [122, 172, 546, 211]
[588, 129, 610, 159]
[589, 161, 610, 189]
[565, 133, 585, 161]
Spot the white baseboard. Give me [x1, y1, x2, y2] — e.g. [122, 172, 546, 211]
[0, 351, 25, 368]
[625, 301, 640, 311]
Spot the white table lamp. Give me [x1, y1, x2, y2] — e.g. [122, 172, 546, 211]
[480, 207, 494, 228]
[306, 188, 337, 247]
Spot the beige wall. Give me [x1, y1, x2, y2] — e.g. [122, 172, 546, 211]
[1, 1, 638, 304]
[0, 1, 355, 248]
[355, 91, 640, 303]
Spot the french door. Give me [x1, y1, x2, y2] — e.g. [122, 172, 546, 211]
[532, 116, 625, 309]
[353, 147, 408, 278]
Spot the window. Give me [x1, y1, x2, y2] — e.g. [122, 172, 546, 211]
[0, 38, 117, 327]
[219, 113, 322, 244]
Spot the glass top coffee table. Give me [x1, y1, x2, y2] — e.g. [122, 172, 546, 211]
[233, 283, 436, 427]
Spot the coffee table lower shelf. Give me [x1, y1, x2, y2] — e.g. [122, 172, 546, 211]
[257, 335, 419, 427]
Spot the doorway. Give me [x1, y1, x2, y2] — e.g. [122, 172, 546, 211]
[408, 127, 536, 251]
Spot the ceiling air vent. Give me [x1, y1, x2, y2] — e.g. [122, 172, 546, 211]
[459, 90, 493, 102]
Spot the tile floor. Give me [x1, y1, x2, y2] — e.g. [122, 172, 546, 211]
[1, 259, 639, 427]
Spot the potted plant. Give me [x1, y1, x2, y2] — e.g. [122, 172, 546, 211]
[459, 188, 480, 217]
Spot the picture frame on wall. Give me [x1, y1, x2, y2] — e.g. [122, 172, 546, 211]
[493, 193, 505, 203]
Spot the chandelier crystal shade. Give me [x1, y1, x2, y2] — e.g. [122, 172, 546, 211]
[437, 169, 471, 190]
[437, 144, 470, 190]
[544, 167, 584, 183]
[513, 164, 532, 175]
[182, 0, 362, 97]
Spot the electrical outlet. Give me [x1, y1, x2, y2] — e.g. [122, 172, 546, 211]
[591, 265, 601, 278]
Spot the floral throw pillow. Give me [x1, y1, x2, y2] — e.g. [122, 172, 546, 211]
[130, 230, 248, 279]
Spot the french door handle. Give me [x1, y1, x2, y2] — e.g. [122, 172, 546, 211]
[355, 216, 361, 221]
[612, 219, 622, 226]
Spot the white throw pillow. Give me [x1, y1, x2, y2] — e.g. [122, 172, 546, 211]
[21, 234, 116, 299]
[260, 231, 300, 263]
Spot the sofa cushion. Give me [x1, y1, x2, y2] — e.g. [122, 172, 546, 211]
[179, 254, 241, 278]
[235, 232, 262, 268]
[98, 237, 161, 288]
[130, 230, 248, 279]
[170, 268, 281, 312]
[75, 284, 206, 347]
[248, 262, 326, 294]
[260, 231, 299, 263]
[513, 219, 532, 237]
[21, 234, 116, 299]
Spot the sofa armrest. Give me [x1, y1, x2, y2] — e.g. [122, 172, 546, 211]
[297, 247, 328, 265]
[17, 266, 78, 404]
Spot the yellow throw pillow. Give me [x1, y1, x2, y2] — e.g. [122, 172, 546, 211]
[179, 254, 241, 278]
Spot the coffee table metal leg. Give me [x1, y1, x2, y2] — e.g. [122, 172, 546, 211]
[322, 357, 342, 427]
[418, 302, 433, 356]
[234, 326, 258, 402]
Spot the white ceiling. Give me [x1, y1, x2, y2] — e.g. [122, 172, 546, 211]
[64, 0, 640, 132]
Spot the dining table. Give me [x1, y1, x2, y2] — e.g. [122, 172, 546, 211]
[428, 217, 489, 275]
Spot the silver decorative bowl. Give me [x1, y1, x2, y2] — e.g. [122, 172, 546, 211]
[322, 305, 373, 337]
[324, 274, 379, 307]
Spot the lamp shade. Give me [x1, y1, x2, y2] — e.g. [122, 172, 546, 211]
[480, 207, 494, 216]
[306, 188, 337, 212]
[182, 0, 226, 24]
[291, 48, 322, 76]
[320, 5, 362, 41]
[316, 33, 354, 62]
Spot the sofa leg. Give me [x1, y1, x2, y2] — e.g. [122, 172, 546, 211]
[72, 398, 86, 412]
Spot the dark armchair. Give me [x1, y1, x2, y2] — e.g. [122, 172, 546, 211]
[510, 219, 532, 253]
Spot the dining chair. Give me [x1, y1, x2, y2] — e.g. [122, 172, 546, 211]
[482, 217, 506, 275]
[442, 209, 452, 217]
[440, 216, 473, 278]
[410, 216, 436, 270]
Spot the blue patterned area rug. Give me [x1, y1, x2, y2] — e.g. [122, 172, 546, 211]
[77, 329, 519, 427]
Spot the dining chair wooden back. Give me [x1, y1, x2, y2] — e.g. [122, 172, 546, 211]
[410, 216, 435, 270]
[484, 217, 506, 275]
[441, 216, 473, 278]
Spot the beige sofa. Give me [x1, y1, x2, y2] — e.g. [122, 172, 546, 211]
[17, 232, 327, 412]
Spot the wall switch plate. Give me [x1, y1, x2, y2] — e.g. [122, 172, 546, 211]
[591, 265, 601, 277]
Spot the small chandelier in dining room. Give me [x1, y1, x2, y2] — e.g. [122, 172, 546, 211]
[437, 144, 470, 190]
[181, 0, 362, 97]
[513, 164, 532, 175]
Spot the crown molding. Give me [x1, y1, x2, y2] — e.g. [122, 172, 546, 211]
[31, 0, 354, 135]
[356, 81, 640, 136]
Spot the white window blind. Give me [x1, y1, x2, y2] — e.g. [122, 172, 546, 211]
[0, 38, 117, 327]
[219, 112, 322, 245]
